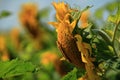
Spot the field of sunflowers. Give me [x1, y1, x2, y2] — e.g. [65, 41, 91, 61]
[0, 0, 120, 80]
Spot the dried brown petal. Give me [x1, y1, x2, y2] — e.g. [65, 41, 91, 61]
[57, 23, 84, 68]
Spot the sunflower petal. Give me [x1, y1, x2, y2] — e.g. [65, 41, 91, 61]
[48, 22, 59, 28]
[81, 53, 88, 63]
[70, 20, 77, 32]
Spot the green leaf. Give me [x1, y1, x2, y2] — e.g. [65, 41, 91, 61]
[71, 10, 81, 21]
[108, 4, 120, 23]
[95, 8, 104, 19]
[110, 3, 120, 56]
[0, 11, 11, 19]
[102, 58, 120, 80]
[108, 15, 119, 23]
[113, 22, 120, 57]
[61, 68, 77, 80]
[37, 7, 50, 19]
[92, 29, 112, 45]
[105, 2, 117, 13]
[0, 59, 35, 78]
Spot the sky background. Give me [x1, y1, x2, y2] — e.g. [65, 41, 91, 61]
[0, 0, 115, 31]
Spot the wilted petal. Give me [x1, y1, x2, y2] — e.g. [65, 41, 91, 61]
[81, 53, 88, 63]
[70, 20, 77, 32]
[83, 43, 92, 55]
[81, 23, 89, 28]
[48, 22, 59, 29]
[63, 13, 70, 24]
[52, 2, 69, 22]
[80, 10, 90, 28]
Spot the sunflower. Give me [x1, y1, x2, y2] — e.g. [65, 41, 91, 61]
[19, 3, 39, 38]
[49, 2, 84, 68]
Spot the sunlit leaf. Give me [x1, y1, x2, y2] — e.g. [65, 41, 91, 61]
[0, 59, 35, 78]
[108, 15, 119, 23]
[108, 4, 120, 23]
[113, 22, 120, 57]
[71, 10, 81, 21]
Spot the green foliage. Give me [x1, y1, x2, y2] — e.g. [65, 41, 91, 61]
[100, 57, 120, 80]
[0, 11, 11, 19]
[71, 10, 81, 21]
[108, 9, 120, 23]
[37, 7, 50, 19]
[108, 15, 119, 24]
[0, 59, 35, 78]
[91, 36, 114, 62]
[95, 3, 120, 80]
[107, 4, 120, 56]
[94, 2, 119, 20]
[61, 68, 77, 80]
[71, 5, 92, 21]
[112, 22, 120, 57]
[92, 29, 112, 45]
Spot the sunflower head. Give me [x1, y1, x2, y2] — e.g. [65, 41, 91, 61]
[49, 2, 85, 68]
[19, 3, 40, 38]
[19, 3, 38, 26]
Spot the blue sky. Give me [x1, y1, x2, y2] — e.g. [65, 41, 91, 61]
[0, 0, 114, 30]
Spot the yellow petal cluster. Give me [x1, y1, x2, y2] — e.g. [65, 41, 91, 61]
[52, 2, 69, 22]
[40, 52, 58, 66]
[19, 3, 41, 38]
[75, 34, 101, 80]
[19, 3, 38, 30]
[49, 2, 76, 33]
